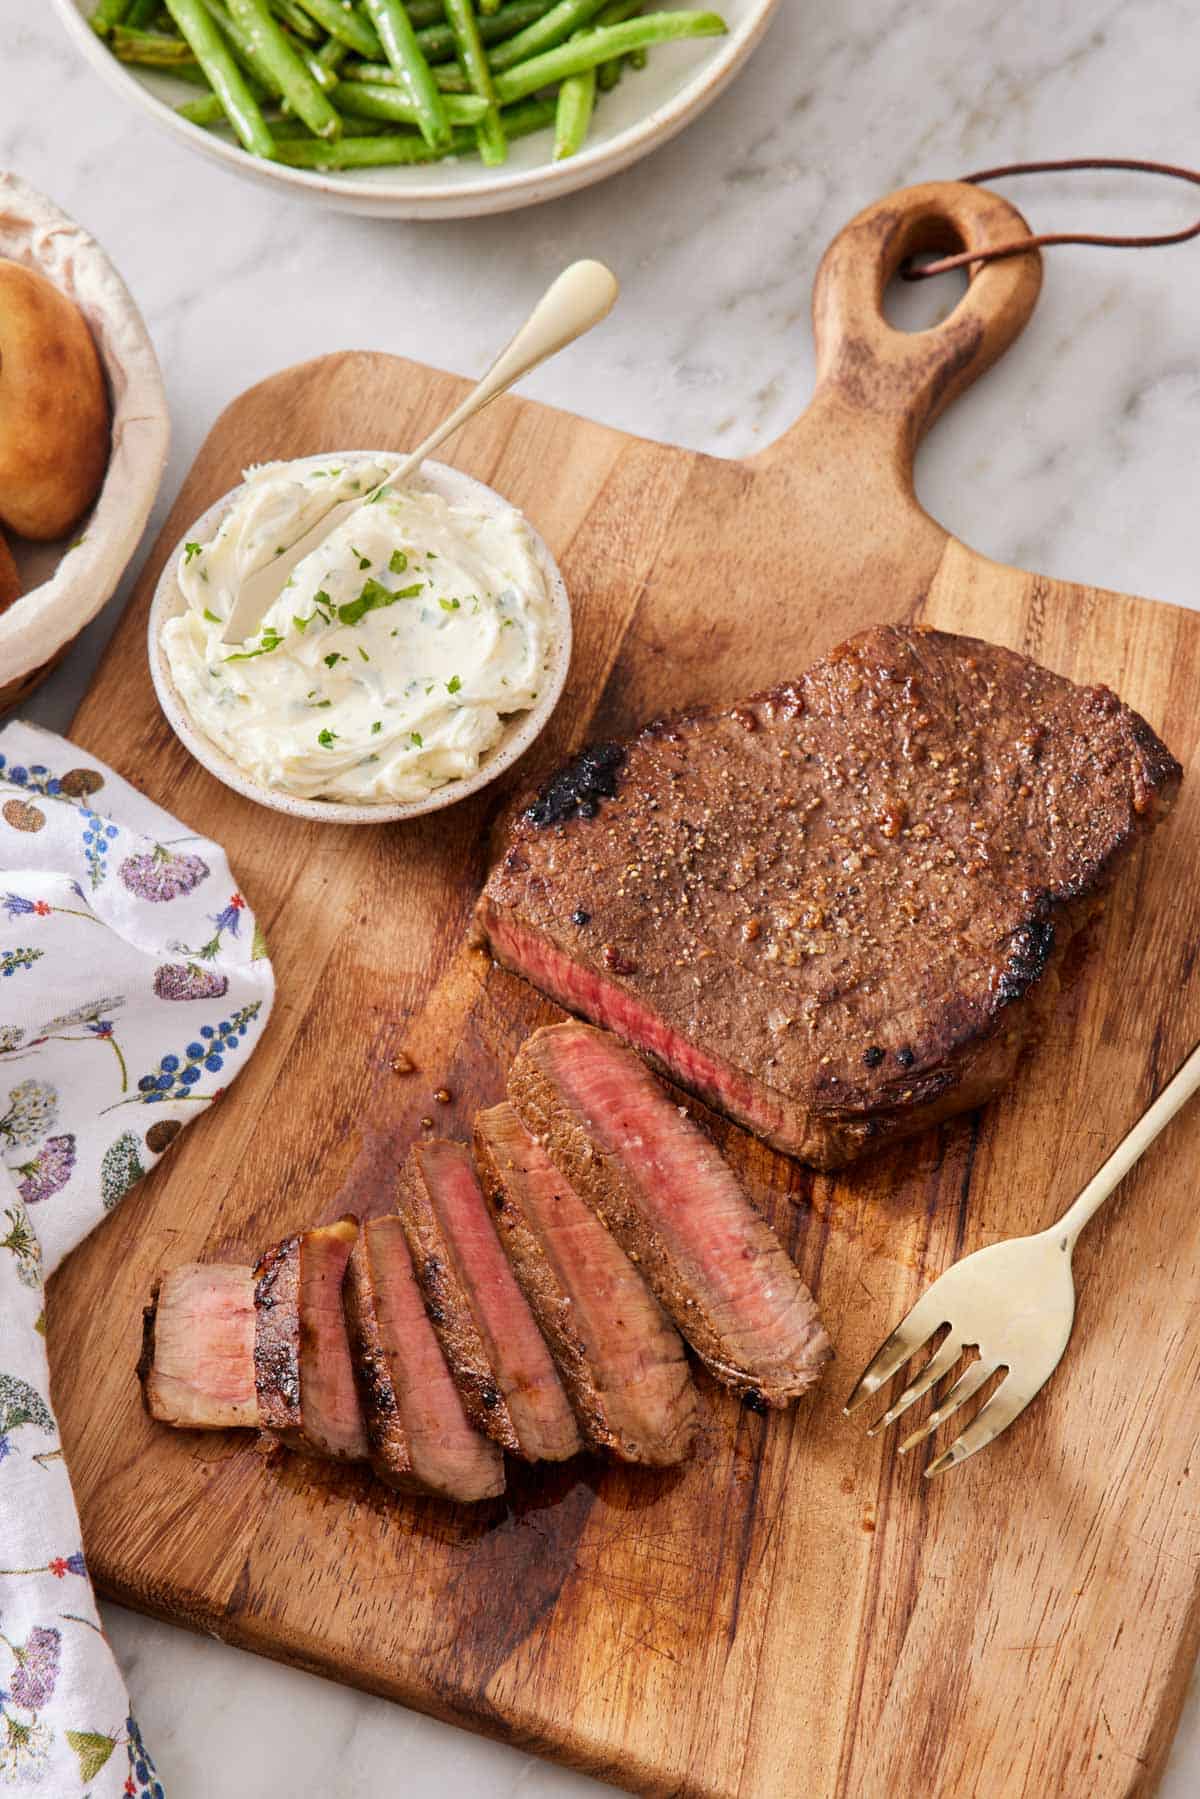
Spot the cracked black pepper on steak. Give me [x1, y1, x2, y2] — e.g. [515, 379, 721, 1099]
[477, 625, 1181, 1169]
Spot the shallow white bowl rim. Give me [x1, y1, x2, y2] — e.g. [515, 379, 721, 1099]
[54, 0, 779, 215]
[148, 455, 572, 825]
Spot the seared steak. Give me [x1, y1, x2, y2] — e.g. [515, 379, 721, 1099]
[478, 626, 1181, 1168]
[508, 1024, 832, 1406]
[253, 1216, 368, 1461]
[352, 1214, 505, 1503]
[140, 1263, 258, 1430]
[474, 1103, 698, 1466]
[397, 1141, 581, 1463]
[343, 1231, 423, 1493]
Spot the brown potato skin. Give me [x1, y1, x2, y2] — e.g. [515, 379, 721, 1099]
[0, 262, 110, 541]
[0, 525, 19, 614]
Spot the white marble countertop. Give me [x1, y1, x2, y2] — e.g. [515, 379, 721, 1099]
[6, 2, 1200, 1792]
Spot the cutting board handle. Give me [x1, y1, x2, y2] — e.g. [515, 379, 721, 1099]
[796, 180, 1043, 471]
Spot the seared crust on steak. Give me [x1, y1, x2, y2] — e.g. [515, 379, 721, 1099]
[479, 626, 1182, 1168]
[508, 1024, 832, 1406]
[253, 1218, 368, 1460]
[343, 1231, 423, 1493]
[253, 1233, 303, 1442]
[474, 1103, 698, 1467]
[396, 1143, 521, 1451]
[397, 1140, 581, 1463]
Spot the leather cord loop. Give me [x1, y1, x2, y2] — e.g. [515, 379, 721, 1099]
[901, 157, 1200, 280]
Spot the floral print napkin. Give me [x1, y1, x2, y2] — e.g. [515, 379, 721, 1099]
[0, 721, 274, 1794]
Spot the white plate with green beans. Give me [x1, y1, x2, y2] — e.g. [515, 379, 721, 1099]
[56, 0, 777, 217]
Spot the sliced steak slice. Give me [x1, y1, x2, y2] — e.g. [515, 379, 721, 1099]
[343, 1229, 423, 1494]
[478, 625, 1182, 1168]
[508, 1023, 833, 1407]
[473, 1103, 697, 1466]
[397, 1140, 581, 1463]
[354, 1214, 505, 1503]
[253, 1216, 368, 1461]
[139, 1263, 258, 1430]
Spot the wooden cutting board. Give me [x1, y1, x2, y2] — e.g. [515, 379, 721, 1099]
[50, 181, 1200, 1798]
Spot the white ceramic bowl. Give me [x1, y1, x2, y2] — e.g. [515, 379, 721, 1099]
[0, 171, 169, 708]
[148, 455, 572, 824]
[55, 0, 778, 219]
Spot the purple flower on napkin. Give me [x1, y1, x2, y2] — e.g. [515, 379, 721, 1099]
[16, 1135, 77, 1205]
[7, 1626, 60, 1711]
[153, 963, 229, 1002]
[119, 847, 210, 903]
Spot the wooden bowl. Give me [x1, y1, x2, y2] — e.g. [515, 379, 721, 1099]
[0, 172, 169, 712]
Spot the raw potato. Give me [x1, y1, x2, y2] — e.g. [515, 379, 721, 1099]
[0, 525, 19, 614]
[0, 261, 110, 541]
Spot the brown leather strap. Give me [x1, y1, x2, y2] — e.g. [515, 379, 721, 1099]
[901, 157, 1200, 280]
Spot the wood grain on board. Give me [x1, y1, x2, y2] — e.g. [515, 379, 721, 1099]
[48, 183, 1200, 1797]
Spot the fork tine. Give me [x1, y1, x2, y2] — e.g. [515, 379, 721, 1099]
[897, 1359, 994, 1454]
[867, 1333, 961, 1436]
[924, 1378, 1033, 1477]
[843, 1292, 948, 1414]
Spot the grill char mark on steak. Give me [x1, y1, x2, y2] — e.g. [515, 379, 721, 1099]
[357, 1214, 506, 1503]
[253, 1233, 302, 1440]
[343, 1229, 423, 1493]
[140, 1264, 259, 1430]
[508, 1024, 833, 1405]
[397, 1140, 581, 1463]
[253, 1217, 368, 1461]
[473, 1102, 698, 1467]
[479, 626, 1182, 1168]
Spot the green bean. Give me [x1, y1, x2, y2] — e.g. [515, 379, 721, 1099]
[627, 43, 646, 66]
[494, 10, 725, 102]
[180, 92, 385, 130]
[343, 57, 469, 88]
[269, 0, 322, 38]
[172, 50, 270, 91]
[479, 0, 501, 13]
[111, 24, 197, 61]
[314, 34, 350, 72]
[164, 0, 276, 155]
[553, 0, 635, 158]
[361, 0, 450, 149]
[443, 0, 505, 166]
[342, 3, 556, 80]
[595, 0, 641, 89]
[274, 130, 453, 165]
[206, 0, 294, 90]
[500, 92, 560, 137]
[127, 0, 165, 21]
[489, 0, 606, 72]
[226, 0, 342, 134]
[333, 80, 488, 124]
[273, 90, 554, 163]
[170, 59, 216, 82]
[299, 38, 340, 84]
[89, 0, 132, 36]
[553, 63, 594, 159]
[293, 0, 382, 57]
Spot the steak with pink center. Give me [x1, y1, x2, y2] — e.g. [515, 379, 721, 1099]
[253, 1217, 368, 1460]
[474, 1103, 697, 1467]
[479, 626, 1181, 1168]
[508, 1023, 832, 1407]
[398, 1140, 581, 1463]
[361, 1215, 505, 1503]
[140, 1263, 259, 1429]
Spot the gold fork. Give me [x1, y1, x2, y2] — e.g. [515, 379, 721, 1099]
[845, 1039, 1200, 1476]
